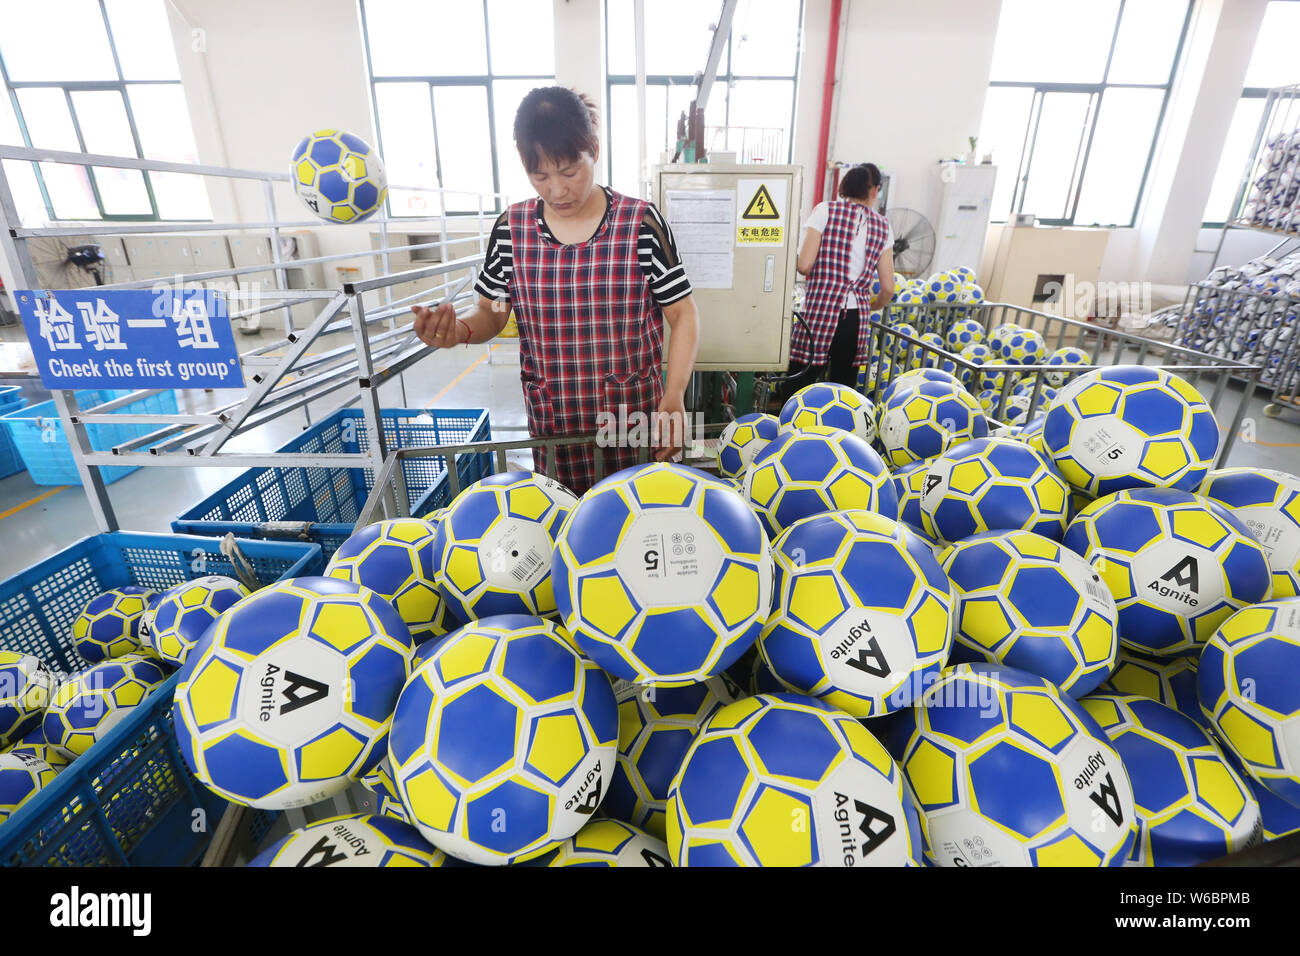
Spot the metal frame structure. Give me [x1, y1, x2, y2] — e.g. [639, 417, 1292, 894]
[0, 142, 509, 534]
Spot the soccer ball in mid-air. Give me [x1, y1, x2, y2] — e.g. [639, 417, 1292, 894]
[919, 437, 1071, 543]
[172, 577, 415, 809]
[1043, 366, 1219, 496]
[388, 615, 618, 865]
[760, 510, 953, 717]
[779, 383, 876, 444]
[877, 381, 989, 468]
[940, 530, 1119, 697]
[530, 819, 673, 867]
[716, 413, 781, 479]
[149, 575, 250, 667]
[667, 693, 925, 867]
[1198, 599, 1300, 810]
[1045, 346, 1091, 388]
[554, 464, 773, 685]
[1063, 489, 1271, 656]
[248, 813, 450, 867]
[885, 663, 1138, 866]
[434, 473, 578, 622]
[1199, 467, 1300, 598]
[72, 586, 155, 664]
[1081, 694, 1262, 866]
[291, 129, 387, 223]
[0, 651, 54, 748]
[44, 656, 169, 758]
[745, 426, 898, 539]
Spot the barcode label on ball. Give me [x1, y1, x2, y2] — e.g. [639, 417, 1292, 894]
[1084, 574, 1111, 604]
[511, 548, 546, 584]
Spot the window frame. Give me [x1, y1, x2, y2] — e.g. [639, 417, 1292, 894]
[602, 0, 804, 192]
[359, 0, 554, 218]
[985, 0, 1194, 229]
[0, 0, 196, 222]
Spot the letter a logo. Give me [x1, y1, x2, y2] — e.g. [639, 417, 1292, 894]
[280, 670, 329, 715]
[845, 636, 891, 679]
[577, 778, 603, 816]
[923, 474, 942, 497]
[295, 836, 349, 867]
[1089, 773, 1125, 827]
[853, 800, 897, 857]
[1160, 555, 1199, 592]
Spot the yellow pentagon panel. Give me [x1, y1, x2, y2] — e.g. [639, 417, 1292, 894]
[1164, 374, 1205, 406]
[709, 696, 763, 730]
[711, 563, 760, 628]
[903, 396, 931, 422]
[387, 520, 433, 544]
[180, 587, 208, 608]
[788, 575, 846, 631]
[574, 820, 635, 854]
[840, 719, 894, 777]
[314, 128, 338, 138]
[911, 594, 950, 655]
[1035, 833, 1104, 866]
[189, 658, 242, 727]
[617, 700, 641, 750]
[1033, 476, 1067, 514]
[1193, 759, 1247, 823]
[310, 603, 372, 652]
[1057, 460, 1091, 492]
[527, 713, 585, 784]
[1141, 441, 1191, 481]
[294, 159, 316, 185]
[1097, 559, 1133, 602]
[1011, 534, 1058, 561]
[1194, 607, 1236, 647]
[1076, 614, 1115, 666]
[394, 584, 440, 623]
[1108, 662, 1160, 700]
[823, 689, 869, 715]
[844, 510, 894, 535]
[158, 635, 184, 662]
[444, 547, 484, 593]
[906, 739, 956, 806]
[1218, 707, 1280, 767]
[1009, 694, 1074, 750]
[1219, 608, 1277, 645]
[749, 465, 780, 508]
[949, 460, 990, 495]
[509, 486, 552, 521]
[299, 726, 365, 780]
[741, 788, 813, 867]
[633, 469, 695, 506]
[734, 424, 757, 446]
[331, 204, 357, 222]
[1075, 383, 1121, 417]
[437, 633, 496, 682]
[793, 409, 818, 430]
[1081, 696, 1122, 730]
[73, 618, 88, 640]
[118, 597, 144, 615]
[404, 768, 458, 831]
[342, 154, 367, 180]
[961, 601, 1014, 650]
[1284, 495, 1300, 526]
[828, 471, 872, 507]
[114, 682, 146, 707]
[578, 576, 638, 636]
[1171, 509, 1229, 550]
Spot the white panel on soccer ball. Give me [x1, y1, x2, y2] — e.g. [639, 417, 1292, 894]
[809, 760, 914, 867]
[1057, 734, 1135, 859]
[614, 512, 724, 607]
[820, 609, 919, 705]
[237, 642, 348, 750]
[477, 519, 555, 590]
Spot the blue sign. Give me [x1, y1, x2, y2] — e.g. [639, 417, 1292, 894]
[16, 288, 245, 390]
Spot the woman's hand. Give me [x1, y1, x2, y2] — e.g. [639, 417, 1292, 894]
[412, 301, 465, 348]
[652, 391, 688, 462]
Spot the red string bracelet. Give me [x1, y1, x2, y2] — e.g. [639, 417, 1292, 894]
[456, 319, 472, 347]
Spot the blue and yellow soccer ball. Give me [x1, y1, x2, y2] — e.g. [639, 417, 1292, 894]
[606, 675, 742, 840]
[0, 751, 58, 823]
[249, 813, 449, 867]
[877, 380, 989, 468]
[0, 651, 54, 748]
[6, 725, 71, 773]
[909, 332, 947, 370]
[959, 283, 985, 305]
[173, 577, 414, 809]
[43, 655, 169, 759]
[881, 367, 963, 406]
[1249, 772, 1300, 841]
[919, 437, 1070, 543]
[987, 323, 1024, 354]
[1081, 694, 1262, 866]
[955, 342, 1001, 392]
[149, 575, 249, 668]
[531, 819, 673, 867]
[1043, 366, 1220, 496]
[857, 353, 894, 395]
[1045, 346, 1091, 388]
[779, 382, 876, 444]
[744, 425, 898, 539]
[72, 586, 155, 664]
[1198, 599, 1300, 809]
[1200, 467, 1300, 598]
[946, 318, 984, 352]
[388, 615, 618, 865]
[433, 473, 577, 622]
[716, 413, 780, 479]
[290, 129, 387, 223]
[887, 663, 1137, 866]
[998, 329, 1047, 366]
[327, 517, 454, 643]
[1098, 646, 1205, 729]
[927, 272, 962, 302]
[940, 530, 1119, 697]
[892, 460, 935, 541]
[886, 323, 920, 360]
[761, 511, 952, 717]
[1064, 489, 1271, 657]
[667, 693, 924, 866]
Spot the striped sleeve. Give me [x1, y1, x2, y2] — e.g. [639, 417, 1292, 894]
[638, 203, 692, 306]
[473, 212, 512, 301]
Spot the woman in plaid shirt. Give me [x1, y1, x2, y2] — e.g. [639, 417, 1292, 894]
[413, 87, 700, 495]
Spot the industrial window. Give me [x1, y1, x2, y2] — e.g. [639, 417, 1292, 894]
[0, 0, 210, 224]
[977, 0, 1193, 228]
[360, 0, 555, 217]
[1201, 0, 1300, 227]
[604, 0, 803, 198]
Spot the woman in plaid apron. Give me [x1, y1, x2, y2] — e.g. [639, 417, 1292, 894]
[412, 88, 700, 495]
[784, 164, 895, 398]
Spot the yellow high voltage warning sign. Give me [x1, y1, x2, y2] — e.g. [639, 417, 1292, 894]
[737, 178, 787, 246]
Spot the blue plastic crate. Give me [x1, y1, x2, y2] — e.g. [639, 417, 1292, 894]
[0, 387, 26, 479]
[0, 388, 180, 486]
[0, 532, 323, 866]
[171, 408, 491, 557]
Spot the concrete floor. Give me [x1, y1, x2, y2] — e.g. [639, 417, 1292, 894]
[1, 330, 1299, 580]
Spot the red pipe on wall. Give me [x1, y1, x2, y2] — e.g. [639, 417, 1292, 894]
[813, 0, 843, 205]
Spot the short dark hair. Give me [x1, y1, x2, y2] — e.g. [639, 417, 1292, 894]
[513, 86, 600, 174]
[839, 163, 882, 199]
